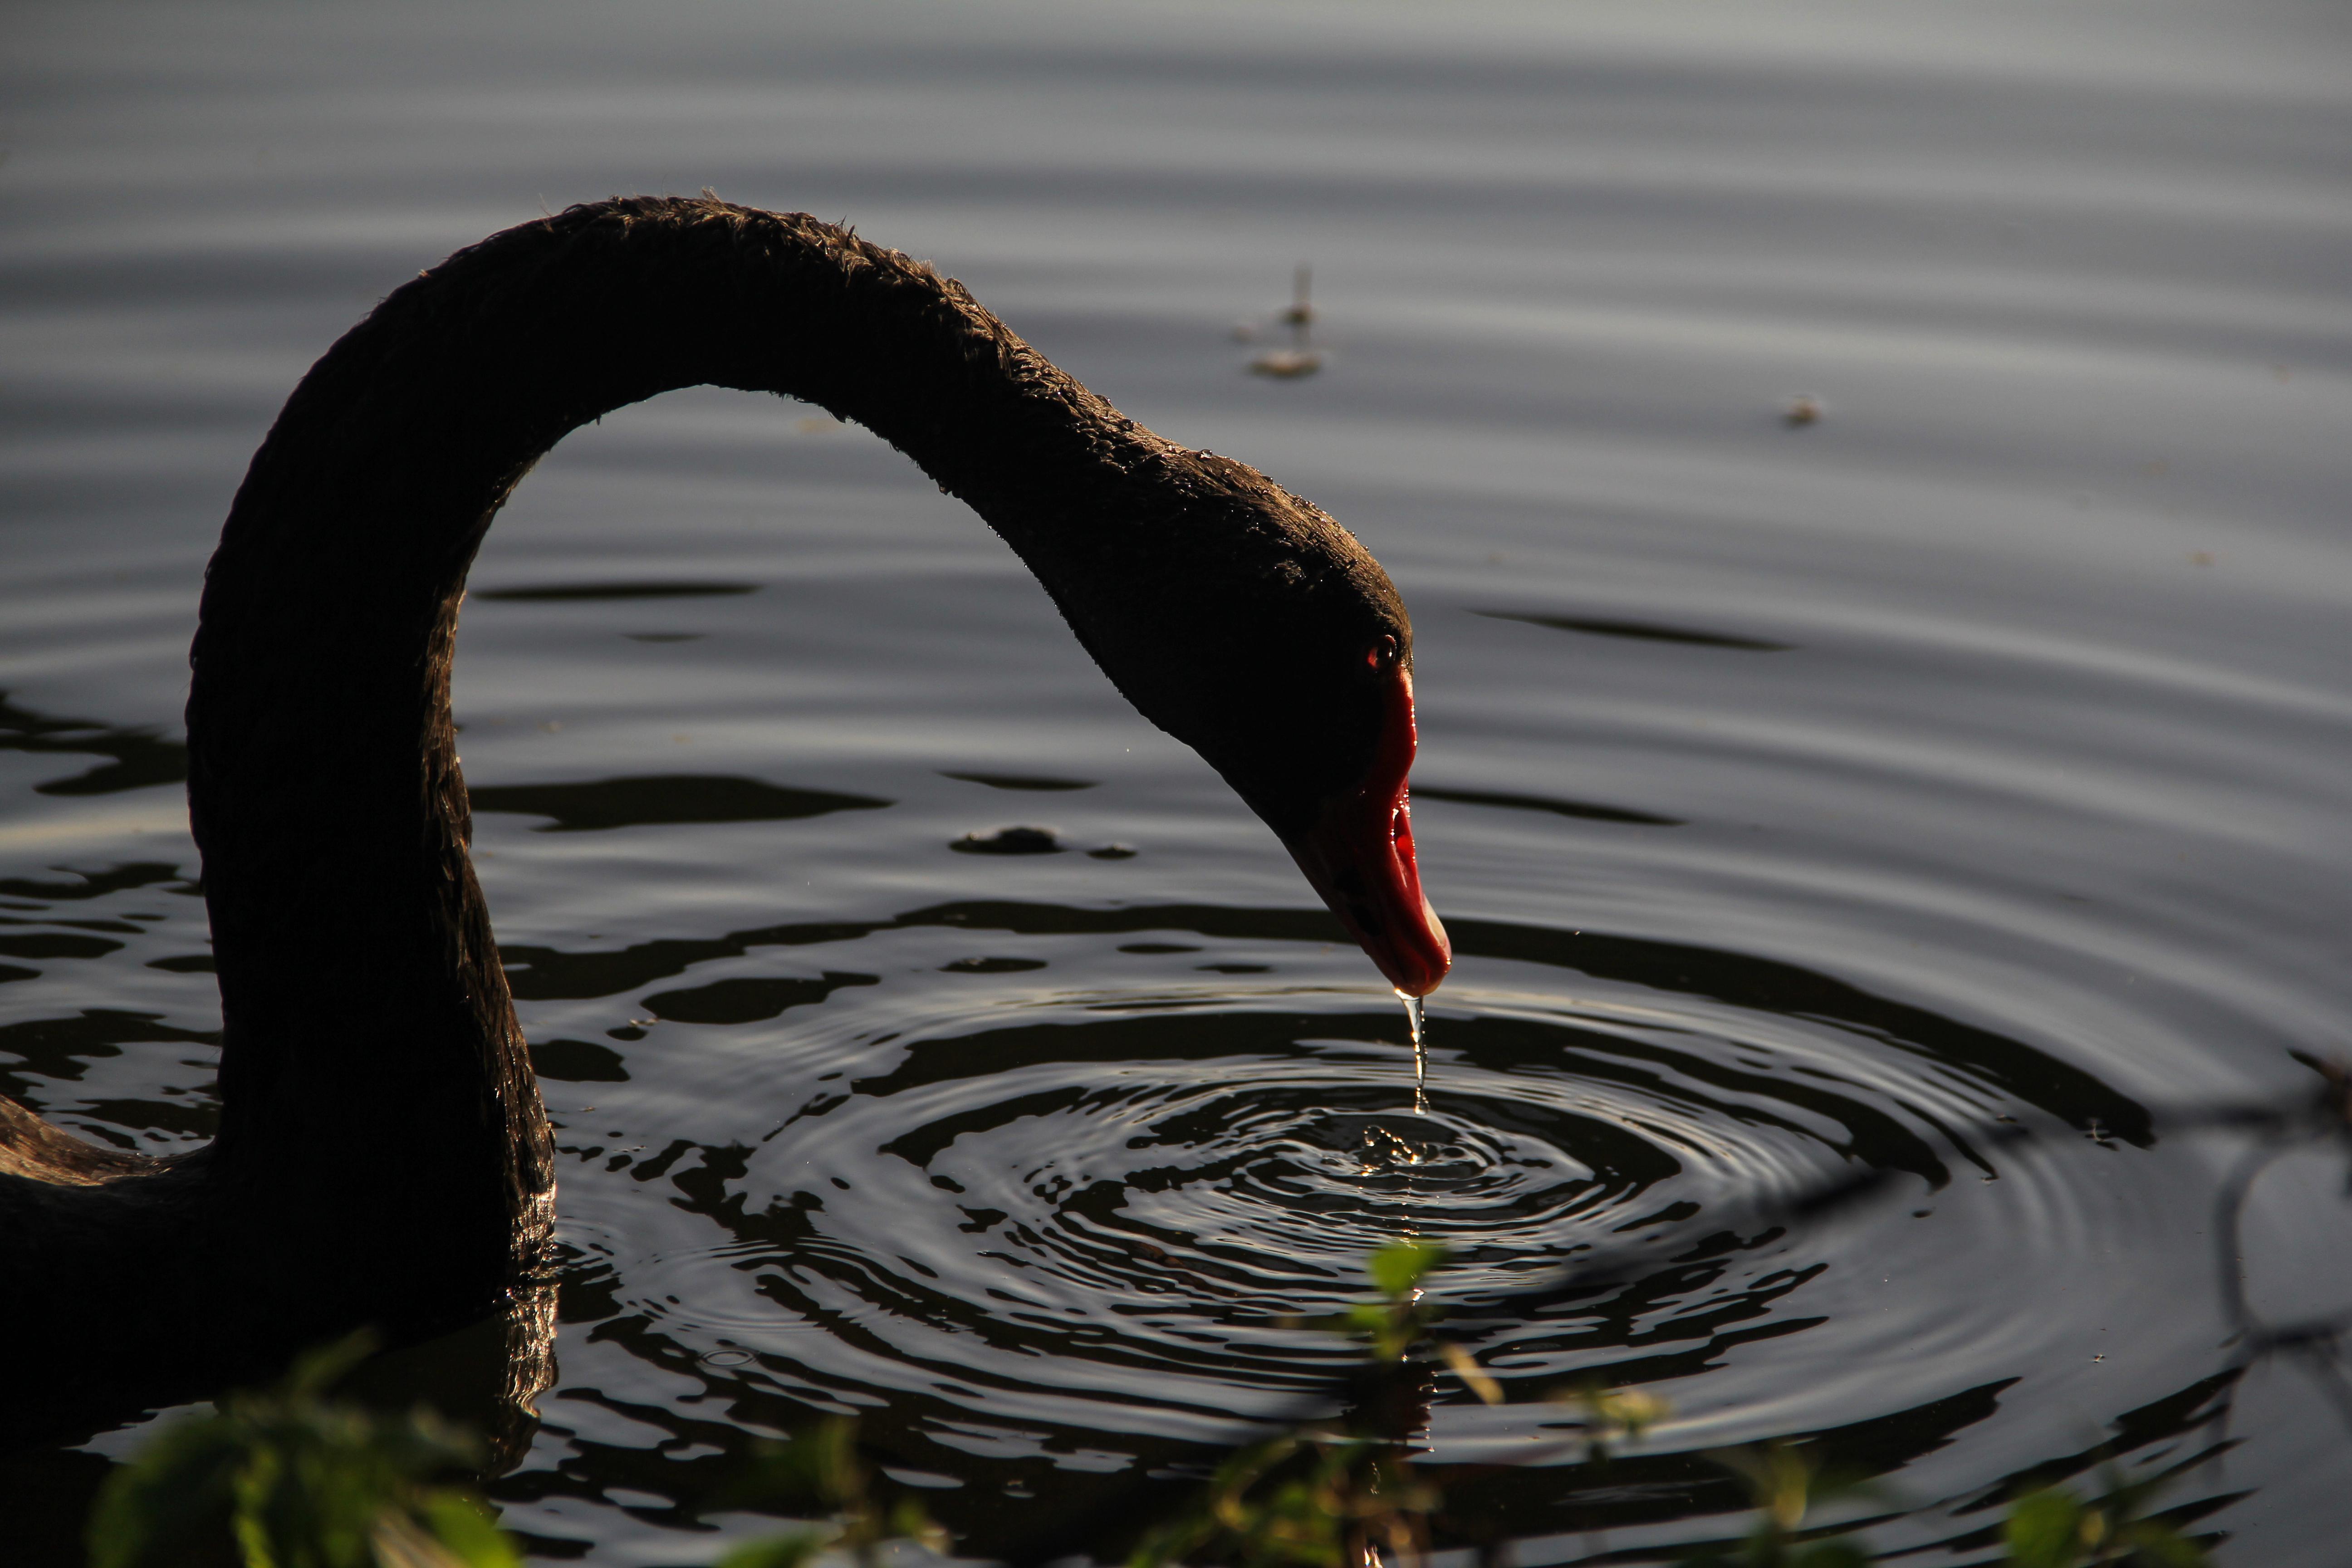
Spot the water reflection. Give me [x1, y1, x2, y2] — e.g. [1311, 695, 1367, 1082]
[1472, 612, 1794, 654]
[476, 900, 2193, 1557]
[5, 0, 2349, 1555]
[0, 844, 2289, 1555]
[0, 692, 189, 800]
[470, 775, 890, 833]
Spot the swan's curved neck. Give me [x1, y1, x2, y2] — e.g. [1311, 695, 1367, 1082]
[185, 198, 1183, 1270]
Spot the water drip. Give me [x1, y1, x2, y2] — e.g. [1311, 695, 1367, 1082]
[1398, 989, 1428, 1115]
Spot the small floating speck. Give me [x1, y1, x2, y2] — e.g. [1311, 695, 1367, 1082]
[1784, 394, 1823, 427]
[1087, 843, 1138, 860]
[1282, 264, 1315, 326]
[1250, 348, 1323, 379]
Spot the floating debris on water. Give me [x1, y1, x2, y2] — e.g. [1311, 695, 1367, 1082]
[1242, 262, 1323, 378]
[1249, 347, 1323, 378]
[1281, 265, 1315, 327]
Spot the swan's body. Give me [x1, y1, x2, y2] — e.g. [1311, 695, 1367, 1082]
[0, 197, 1446, 1426]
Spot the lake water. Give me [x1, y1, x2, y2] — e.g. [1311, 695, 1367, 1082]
[4, 1, 2350, 1561]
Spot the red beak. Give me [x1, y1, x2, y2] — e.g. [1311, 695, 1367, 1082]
[1282, 665, 1452, 997]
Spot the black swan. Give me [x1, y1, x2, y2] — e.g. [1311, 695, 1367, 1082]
[0, 196, 1449, 1418]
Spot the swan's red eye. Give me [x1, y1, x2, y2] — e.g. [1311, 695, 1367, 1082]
[1365, 634, 1399, 671]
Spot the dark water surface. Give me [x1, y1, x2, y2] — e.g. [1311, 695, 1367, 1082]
[5, 1, 2351, 1561]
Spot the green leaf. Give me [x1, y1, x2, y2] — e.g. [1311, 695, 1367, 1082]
[884, 1493, 941, 1548]
[2004, 1489, 2086, 1568]
[87, 1337, 516, 1568]
[713, 1419, 863, 1514]
[1366, 1240, 1448, 1299]
[714, 1531, 828, 1568]
[88, 1416, 247, 1568]
[411, 1494, 523, 1568]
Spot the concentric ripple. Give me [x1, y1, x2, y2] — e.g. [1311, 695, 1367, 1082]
[563, 945, 2217, 1505]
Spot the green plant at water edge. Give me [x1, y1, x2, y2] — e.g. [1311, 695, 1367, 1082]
[88, 1333, 517, 1568]
[1676, 1442, 1877, 1568]
[1125, 1428, 1437, 1568]
[85, 1245, 2220, 1567]
[1131, 1239, 1458, 1568]
[1670, 1445, 2215, 1568]
[1344, 1236, 1450, 1361]
[710, 1416, 943, 1568]
[2000, 1476, 2210, 1568]
[1545, 1378, 1671, 1471]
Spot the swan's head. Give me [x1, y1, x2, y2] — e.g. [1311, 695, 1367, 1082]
[1029, 451, 1452, 996]
[1260, 627, 1452, 1000]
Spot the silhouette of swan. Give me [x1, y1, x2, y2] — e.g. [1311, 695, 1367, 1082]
[0, 196, 1448, 1420]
